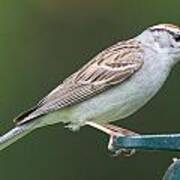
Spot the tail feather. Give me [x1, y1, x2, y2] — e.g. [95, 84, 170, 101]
[13, 106, 38, 124]
[0, 123, 36, 151]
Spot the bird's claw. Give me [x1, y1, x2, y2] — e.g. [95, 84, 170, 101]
[108, 135, 136, 157]
[108, 148, 136, 157]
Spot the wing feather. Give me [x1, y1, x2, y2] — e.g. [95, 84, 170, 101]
[15, 40, 144, 125]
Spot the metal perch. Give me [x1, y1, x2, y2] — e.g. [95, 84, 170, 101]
[111, 133, 180, 152]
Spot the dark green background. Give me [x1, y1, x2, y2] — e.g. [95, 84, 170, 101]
[0, 0, 180, 179]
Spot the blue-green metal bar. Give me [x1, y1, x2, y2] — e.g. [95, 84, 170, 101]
[112, 133, 180, 152]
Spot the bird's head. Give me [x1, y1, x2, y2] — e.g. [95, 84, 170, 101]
[137, 23, 180, 63]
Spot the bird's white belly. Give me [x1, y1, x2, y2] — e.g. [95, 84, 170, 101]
[69, 77, 158, 124]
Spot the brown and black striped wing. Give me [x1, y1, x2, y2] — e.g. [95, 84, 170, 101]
[15, 40, 144, 125]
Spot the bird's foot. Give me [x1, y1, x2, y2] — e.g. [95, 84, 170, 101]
[107, 134, 136, 157]
[85, 121, 138, 157]
[108, 148, 136, 157]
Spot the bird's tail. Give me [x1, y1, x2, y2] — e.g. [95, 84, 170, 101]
[0, 122, 37, 151]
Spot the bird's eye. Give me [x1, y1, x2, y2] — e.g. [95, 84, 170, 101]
[174, 34, 180, 42]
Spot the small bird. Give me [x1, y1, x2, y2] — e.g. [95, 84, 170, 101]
[1, 23, 180, 154]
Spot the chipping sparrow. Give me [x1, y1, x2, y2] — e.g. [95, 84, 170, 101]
[1, 24, 180, 153]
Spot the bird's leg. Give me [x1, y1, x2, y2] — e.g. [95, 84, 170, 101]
[85, 121, 138, 157]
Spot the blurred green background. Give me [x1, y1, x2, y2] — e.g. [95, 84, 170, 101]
[0, 0, 180, 179]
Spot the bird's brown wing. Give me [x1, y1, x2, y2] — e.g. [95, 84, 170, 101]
[14, 40, 144, 125]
